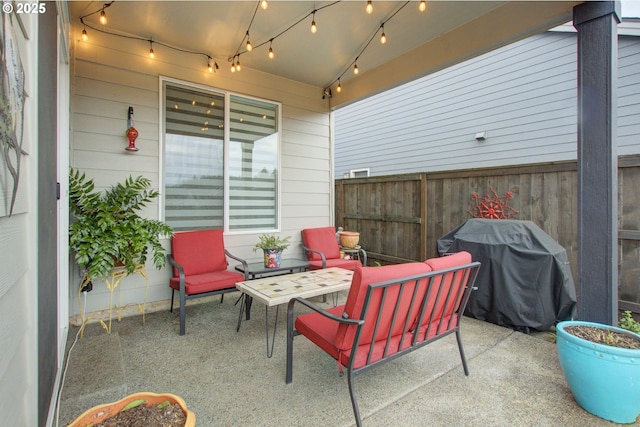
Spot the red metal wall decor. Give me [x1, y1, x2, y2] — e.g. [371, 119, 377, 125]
[468, 188, 519, 219]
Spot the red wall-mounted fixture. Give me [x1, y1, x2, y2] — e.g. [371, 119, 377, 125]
[125, 106, 139, 152]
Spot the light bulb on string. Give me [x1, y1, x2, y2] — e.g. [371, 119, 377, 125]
[380, 25, 386, 44]
[99, 9, 107, 25]
[236, 55, 241, 71]
[81, 28, 88, 41]
[353, 63, 359, 75]
[149, 41, 155, 58]
[208, 58, 213, 73]
[231, 59, 236, 73]
[246, 32, 252, 51]
[419, 0, 426, 12]
[366, 1, 373, 14]
[310, 11, 317, 34]
[268, 40, 275, 59]
[336, 80, 342, 93]
[261, 0, 268, 10]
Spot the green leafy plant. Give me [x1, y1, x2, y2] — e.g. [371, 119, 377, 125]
[252, 234, 291, 252]
[619, 310, 640, 333]
[69, 168, 173, 280]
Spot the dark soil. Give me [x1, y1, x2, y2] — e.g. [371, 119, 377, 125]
[565, 325, 640, 349]
[92, 402, 186, 427]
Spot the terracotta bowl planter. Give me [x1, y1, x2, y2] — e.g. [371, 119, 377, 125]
[339, 231, 360, 248]
[68, 392, 195, 427]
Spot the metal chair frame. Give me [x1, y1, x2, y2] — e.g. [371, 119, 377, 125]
[286, 261, 480, 427]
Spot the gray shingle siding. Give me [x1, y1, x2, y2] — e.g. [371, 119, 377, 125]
[335, 29, 640, 178]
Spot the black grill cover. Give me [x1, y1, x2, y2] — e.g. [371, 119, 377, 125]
[437, 219, 577, 332]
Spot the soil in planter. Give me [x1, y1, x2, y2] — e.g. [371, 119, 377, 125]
[92, 402, 186, 427]
[565, 325, 640, 349]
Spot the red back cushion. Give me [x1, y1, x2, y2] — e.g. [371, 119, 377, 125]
[334, 263, 432, 351]
[171, 229, 228, 276]
[419, 251, 473, 325]
[301, 227, 341, 261]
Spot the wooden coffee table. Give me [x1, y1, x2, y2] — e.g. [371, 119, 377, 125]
[236, 267, 354, 357]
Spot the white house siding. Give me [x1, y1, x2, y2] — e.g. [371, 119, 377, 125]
[0, 11, 38, 427]
[70, 24, 332, 316]
[334, 29, 640, 178]
[620, 35, 640, 154]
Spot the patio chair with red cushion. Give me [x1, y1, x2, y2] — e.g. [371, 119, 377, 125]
[301, 226, 367, 270]
[167, 229, 248, 335]
[286, 251, 480, 427]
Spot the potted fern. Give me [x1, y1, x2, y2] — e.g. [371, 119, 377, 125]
[253, 234, 291, 268]
[555, 311, 640, 423]
[69, 168, 173, 281]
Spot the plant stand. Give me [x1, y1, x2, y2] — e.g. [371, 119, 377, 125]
[78, 264, 149, 337]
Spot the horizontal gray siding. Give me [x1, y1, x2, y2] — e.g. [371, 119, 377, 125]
[335, 31, 640, 177]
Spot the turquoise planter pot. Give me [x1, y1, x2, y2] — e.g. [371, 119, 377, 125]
[556, 320, 640, 423]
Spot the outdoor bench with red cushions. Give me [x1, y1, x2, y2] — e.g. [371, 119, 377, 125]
[285, 251, 480, 427]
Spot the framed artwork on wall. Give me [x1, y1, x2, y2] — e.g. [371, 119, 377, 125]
[0, 10, 27, 217]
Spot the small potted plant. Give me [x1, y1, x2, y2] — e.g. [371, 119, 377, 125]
[69, 168, 174, 281]
[555, 311, 640, 423]
[253, 234, 291, 268]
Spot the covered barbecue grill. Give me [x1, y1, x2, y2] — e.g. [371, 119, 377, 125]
[437, 218, 577, 332]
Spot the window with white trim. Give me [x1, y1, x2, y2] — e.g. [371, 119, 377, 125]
[162, 79, 280, 232]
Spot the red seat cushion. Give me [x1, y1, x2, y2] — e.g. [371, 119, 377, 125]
[307, 258, 362, 271]
[301, 227, 341, 261]
[295, 306, 344, 360]
[170, 270, 244, 295]
[295, 308, 414, 369]
[171, 229, 228, 276]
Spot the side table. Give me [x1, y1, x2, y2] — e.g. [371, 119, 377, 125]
[339, 245, 367, 265]
[235, 259, 310, 325]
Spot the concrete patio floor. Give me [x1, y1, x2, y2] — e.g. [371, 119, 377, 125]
[56, 293, 625, 426]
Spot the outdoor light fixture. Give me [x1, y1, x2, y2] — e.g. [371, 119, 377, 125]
[268, 40, 275, 59]
[475, 131, 487, 141]
[246, 32, 252, 51]
[366, 1, 373, 14]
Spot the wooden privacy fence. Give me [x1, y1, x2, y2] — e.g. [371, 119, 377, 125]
[335, 154, 640, 312]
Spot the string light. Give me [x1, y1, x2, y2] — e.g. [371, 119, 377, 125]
[229, 2, 339, 70]
[310, 11, 317, 34]
[245, 31, 253, 51]
[366, 1, 373, 14]
[231, 58, 236, 73]
[99, 9, 107, 25]
[236, 55, 241, 71]
[419, 0, 426, 12]
[268, 40, 275, 59]
[261, 0, 268, 10]
[79, 2, 219, 75]
[379, 24, 386, 44]
[325, 1, 412, 98]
